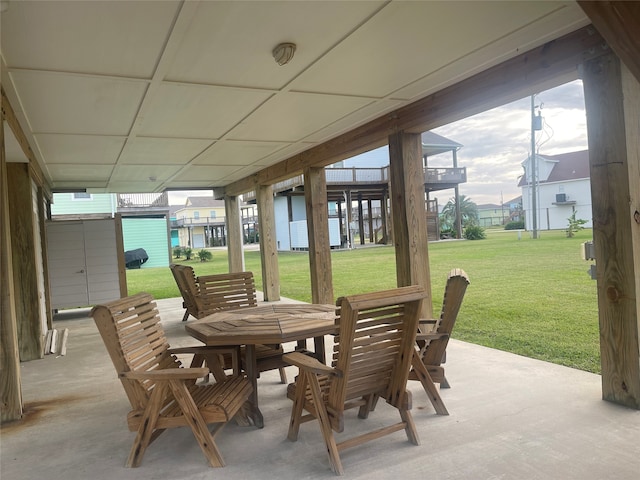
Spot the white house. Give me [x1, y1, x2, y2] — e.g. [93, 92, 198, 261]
[519, 150, 591, 231]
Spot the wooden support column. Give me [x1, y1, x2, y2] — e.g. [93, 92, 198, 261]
[381, 192, 390, 244]
[304, 166, 333, 304]
[256, 185, 280, 301]
[583, 52, 640, 409]
[224, 195, 245, 273]
[357, 193, 365, 245]
[388, 131, 433, 320]
[1, 112, 23, 422]
[7, 163, 43, 361]
[337, 200, 344, 245]
[367, 199, 374, 243]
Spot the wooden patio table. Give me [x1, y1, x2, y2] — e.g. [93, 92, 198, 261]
[185, 303, 336, 428]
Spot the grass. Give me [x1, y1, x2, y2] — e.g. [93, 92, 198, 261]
[127, 228, 600, 374]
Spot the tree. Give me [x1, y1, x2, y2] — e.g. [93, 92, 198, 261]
[440, 195, 479, 234]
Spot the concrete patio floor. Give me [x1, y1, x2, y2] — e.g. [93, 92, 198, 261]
[2, 295, 639, 480]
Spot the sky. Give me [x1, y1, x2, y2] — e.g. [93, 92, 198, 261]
[344, 79, 589, 206]
[169, 79, 589, 207]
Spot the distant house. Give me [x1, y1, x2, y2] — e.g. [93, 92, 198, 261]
[50, 192, 171, 268]
[519, 150, 591, 231]
[475, 203, 506, 227]
[171, 196, 260, 249]
[172, 196, 226, 249]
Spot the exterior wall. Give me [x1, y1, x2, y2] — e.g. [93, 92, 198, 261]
[290, 196, 306, 221]
[522, 178, 592, 230]
[174, 205, 226, 223]
[121, 217, 169, 268]
[274, 196, 291, 251]
[51, 192, 115, 215]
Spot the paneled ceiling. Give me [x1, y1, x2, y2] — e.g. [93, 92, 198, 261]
[1, 1, 589, 193]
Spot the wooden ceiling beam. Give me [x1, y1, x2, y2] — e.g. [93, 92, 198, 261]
[579, 1, 640, 84]
[225, 25, 606, 196]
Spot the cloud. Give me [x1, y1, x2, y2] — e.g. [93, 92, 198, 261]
[431, 80, 587, 205]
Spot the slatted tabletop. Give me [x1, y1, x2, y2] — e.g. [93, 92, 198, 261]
[185, 303, 337, 428]
[185, 304, 337, 346]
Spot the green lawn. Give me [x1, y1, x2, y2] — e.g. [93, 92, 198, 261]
[127, 228, 600, 374]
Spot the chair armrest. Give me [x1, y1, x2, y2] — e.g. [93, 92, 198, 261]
[121, 367, 210, 381]
[283, 352, 341, 377]
[416, 332, 449, 342]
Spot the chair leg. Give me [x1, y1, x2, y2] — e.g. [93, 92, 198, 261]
[170, 381, 226, 467]
[182, 310, 190, 322]
[287, 371, 308, 441]
[307, 374, 343, 475]
[127, 383, 167, 467]
[278, 367, 288, 384]
[411, 351, 448, 415]
[399, 408, 420, 446]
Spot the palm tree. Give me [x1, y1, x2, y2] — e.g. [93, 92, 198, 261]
[440, 195, 479, 234]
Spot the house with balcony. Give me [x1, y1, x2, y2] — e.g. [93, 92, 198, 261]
[519, 150, 591, 231]
[171, 196, 259, 249]
[245, 131, 466, 249]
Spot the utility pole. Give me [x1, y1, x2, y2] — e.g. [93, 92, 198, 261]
[530, 95, 538, 239]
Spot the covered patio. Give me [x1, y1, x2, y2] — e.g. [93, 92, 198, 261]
[2, 1, 640, 474]
[2, 296, 639, 479]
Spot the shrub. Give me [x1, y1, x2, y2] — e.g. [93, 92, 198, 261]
[504, 221, 525, 230]
[565, 211, 588, 238]
[463, 225, 486, 240]
[173, 246, 183, 258]
[183, 247, 192, 260]
[197, 249, 213, 262]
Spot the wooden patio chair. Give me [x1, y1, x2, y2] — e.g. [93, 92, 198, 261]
[169, 265, 288, 383]
[91, 292, 253, 468]
[409, 268, 470, 412]
[284, 285, 426, 475]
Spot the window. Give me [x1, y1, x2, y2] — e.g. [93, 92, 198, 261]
[73, 192, 92, 200]
[193, 211, 200, 219]
[210, 210, 216, 219]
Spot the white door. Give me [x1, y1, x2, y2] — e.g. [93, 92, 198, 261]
[47, 219, 122, 310]
[47, 221, 89, 309]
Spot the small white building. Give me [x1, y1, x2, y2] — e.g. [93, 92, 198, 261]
[519, 150, 591, 231]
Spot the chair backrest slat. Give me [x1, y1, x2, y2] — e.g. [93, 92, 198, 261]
[170, 265, 257, 319]
[422, 269, 470, 365]
[92, 292, 181, 410]
[328, 285, 425, 417]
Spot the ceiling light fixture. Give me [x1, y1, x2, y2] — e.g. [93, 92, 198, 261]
[272, 42, 296, 66]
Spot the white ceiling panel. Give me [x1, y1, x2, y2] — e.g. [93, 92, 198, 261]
[193, 140, 290, 166]
[35, 134, 126, 165]
[110, 164, 182, 183]
[173, 165, 244, 183]
[0, 1, 590, 194]
[393, 3, 590, 100]
[47, 164, 114, 182]
[165, 0, 386, 89]
[1, 1, 180, 78]
[9, 71, 147, 135]
[291, 1, 573, 98]
[136, 83, 274, 138]
[228, 92, 374, 142]
[303, 98, 406, 144]
[119, 137, 213, 165]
